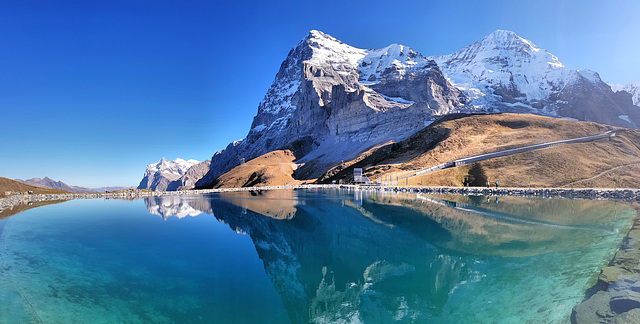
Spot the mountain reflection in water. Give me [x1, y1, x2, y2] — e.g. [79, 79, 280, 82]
[143, 188, 627, 323]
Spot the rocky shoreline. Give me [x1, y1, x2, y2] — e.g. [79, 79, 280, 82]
[1, 184, 640, 322]
[356, 185, 640, 202]
[0, 185, 326, 214]
[571, 205, 640, 323]
[2, 184, 640, 215]
[2, 185, 640, 213]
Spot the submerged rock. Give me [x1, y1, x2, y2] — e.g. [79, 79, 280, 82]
[609, 279, 640, 314]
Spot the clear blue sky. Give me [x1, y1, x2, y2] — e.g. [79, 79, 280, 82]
[1, 0, 639, 187]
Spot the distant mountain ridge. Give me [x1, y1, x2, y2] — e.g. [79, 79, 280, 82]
[137, 158, 210, 191]
[1, 177, 69, 198]
[15, 177, 126, 193]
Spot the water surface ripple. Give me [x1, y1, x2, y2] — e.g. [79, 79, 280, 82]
[0, 188, 634, 323]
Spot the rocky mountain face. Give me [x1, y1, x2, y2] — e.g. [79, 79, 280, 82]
[171, 160, 211, 191]
[186, 29, 639, 189]
[610, 81, 640, 107]
[196, 30, 466, 188]
[137, 158, 203, 191]
[430, 30, 640, 128]
[16, 177, 97, 193]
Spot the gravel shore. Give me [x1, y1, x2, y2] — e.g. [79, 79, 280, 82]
[2, 185, 640, 214]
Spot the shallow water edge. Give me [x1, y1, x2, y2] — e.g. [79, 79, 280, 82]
[2, 184, 640, 322]
[572, 203, 640, 323]
[2, 184, 640, 215]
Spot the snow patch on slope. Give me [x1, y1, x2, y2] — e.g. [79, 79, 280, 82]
[305, 30, 367, 69]
[357, 44, 433, 84]
[619, 115, 631, 123]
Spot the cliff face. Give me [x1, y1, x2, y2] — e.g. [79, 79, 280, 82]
[171, 160, 211, 191]
[196, 29, 639, 189]
[137, 158, 201, 191]
[196, 31, 466, 188]
[610, 81, 640, 107]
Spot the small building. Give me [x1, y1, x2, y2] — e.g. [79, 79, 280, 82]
[354, 168, 362, 182]
[353, 168, 372, 184]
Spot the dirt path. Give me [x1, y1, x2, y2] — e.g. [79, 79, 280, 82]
[563, 161, 640, 188]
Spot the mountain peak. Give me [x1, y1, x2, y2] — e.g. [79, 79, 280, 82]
[430, 30, 568, 105]
[16, 177, 96, 193]
[307, 29, 325, 39]
[299, 30, 348, 51]
[478, 30, 540, 54]
[487, 29, 521, 40]
[306, 30, 338, 42]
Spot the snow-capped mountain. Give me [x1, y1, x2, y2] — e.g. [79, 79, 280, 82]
[430, 30, 639, 127]
[196, 30, 465, 187]
[610, 81, 640, 107]
[430, 30, 566, 107]
[137, 157, 201, 191]
[193, 29, 640, 189]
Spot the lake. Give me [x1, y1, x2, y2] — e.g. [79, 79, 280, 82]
[0, 188, 635, 323]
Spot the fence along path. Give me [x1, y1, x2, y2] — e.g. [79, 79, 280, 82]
[384, 130, 617, 184]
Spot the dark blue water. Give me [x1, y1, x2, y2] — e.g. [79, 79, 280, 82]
[0, 188, 634, 323]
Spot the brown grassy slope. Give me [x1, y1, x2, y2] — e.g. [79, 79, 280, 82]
[211, 150, 304, 188]
[0, 177, 69, 198]
[411, 129, 640, 188]
[317, 113, 640, 188]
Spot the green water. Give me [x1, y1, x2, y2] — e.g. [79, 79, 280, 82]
[0, 188, 635, 323]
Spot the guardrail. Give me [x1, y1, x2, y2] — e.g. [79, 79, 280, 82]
[390, 131, 616, 182]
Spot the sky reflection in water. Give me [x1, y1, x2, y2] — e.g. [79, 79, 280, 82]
[0, 188, 634, 323]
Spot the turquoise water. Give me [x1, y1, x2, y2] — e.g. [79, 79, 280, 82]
[0, 188, 635, 323]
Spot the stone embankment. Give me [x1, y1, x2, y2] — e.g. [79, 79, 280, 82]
[344, 185, 640, 202]
[0, 185, 325, 214]
[2, 185, 640, 214]
[572, 210, 640, 323]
